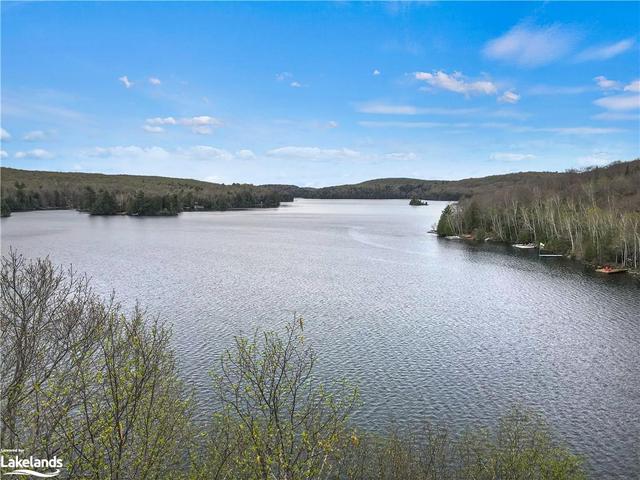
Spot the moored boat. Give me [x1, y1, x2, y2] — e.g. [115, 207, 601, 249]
[595, 266, 629, 274]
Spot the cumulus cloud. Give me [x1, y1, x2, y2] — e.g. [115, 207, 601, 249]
[186, 145, 234, 161]
[414, 71, 497, 96]
[236, 149, 256, 159]
[576, 38, 635, 62]
[594, 95, 640, 111]
[0, 150, 7, 158]
[144, 116, 221, 134]
[1, 128, 11, 141]
[483, 23, 578, 67]
[498, 91, 520, 104]
[23, 130, 48, 141]
[490, 152, 535, 162]
[143, 125, 164, 133]
[372, 69, 381, 76]
[146, 117, 178, 125]
[15, 148, 52, 159]
[267, 146, 361, 161]
[149, 77, 162, 85]
[180, 116, 222, 135]
[624, 80, 640, 92]
[290, 81, 302, 88]
[594, 76, 621, 90]
[327, 121, 339, 128]
[118, 76, 134, 88]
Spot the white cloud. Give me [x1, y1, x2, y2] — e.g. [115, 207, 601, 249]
[577, 152, 617, 167]
[414, 71, 497, 96]
[118, 75, 134, 88]
[384, 152, 418, 161]
[539, 126, 624, 135]
[594, 95, 640, 111]
[359, 120, 462, 129]
[149, 77, 162, 85]
[144, 115, 221, 134]
[23, 130, 47, 141]
[86, 145, 234, 162]
[186, 145, 234, 161]
[146, 117, 177, 125]
[327, 121, 339, 128]
[290, 81, 302, 88]
[490, 152, 535, 162]
[236, 149, 256, 159]
[498, 91, 520, 104]
[483, 23, 578, 67]
[0, 150, 7, 158]
[358, 121, 624, 135]
[276, 72, 292, 81]
[356, 102, 479, 115]
[624, 80, 640, 92]
[372, 69, 381, 76]
[592, 111, 640, 121]
[143, 125, 164, 133]
[576, 38, 635, 62]
[1, 128, 11, 141]
[527, 84, 592, 95]
[594, 76, 621, 90]
[267, 146, 361, 161]
[180, 116, 222, 127]
[15, 148, 52, 159]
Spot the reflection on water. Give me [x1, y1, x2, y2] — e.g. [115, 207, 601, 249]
[2, 199, 639, 478]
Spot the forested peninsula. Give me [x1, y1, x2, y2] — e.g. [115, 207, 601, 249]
[0, 168, 290, 217]
[436, 160, 640, 270]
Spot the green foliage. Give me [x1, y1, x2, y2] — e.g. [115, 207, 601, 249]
[336, 409, 585, 480]
[0, 251, 193, 478]
[195, 318, 359, 480]
[90, 189, 119, 215]
[435, 161, 640, 267]
[0, 167, 288, 216]
[1, 198, 10, 217]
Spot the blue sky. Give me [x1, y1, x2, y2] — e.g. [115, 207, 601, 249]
[1, 2, 639, 186]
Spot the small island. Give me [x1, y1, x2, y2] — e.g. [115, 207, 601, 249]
[409, 196, 428, 206]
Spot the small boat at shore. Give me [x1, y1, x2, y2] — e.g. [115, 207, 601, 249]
[512, 243, 536, 249]
[595, 266, 629, 274]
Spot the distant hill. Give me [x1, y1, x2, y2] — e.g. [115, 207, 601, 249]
[268, 159, 640, 211]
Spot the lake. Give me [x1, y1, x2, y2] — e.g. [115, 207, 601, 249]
[2, 199, 639, 478]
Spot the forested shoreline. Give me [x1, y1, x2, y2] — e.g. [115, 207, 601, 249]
[0, 168, 290, 217]
[435, 160, 640, 270]
[2, 161, 638, 269]
[1, 252, 587, 479]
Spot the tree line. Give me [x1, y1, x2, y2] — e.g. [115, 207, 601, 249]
[1, 252, 587, 479]
[437, 161, 640, 269]
[1, 180, 286, 217]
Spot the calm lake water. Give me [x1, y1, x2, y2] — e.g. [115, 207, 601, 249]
[2, 199, 639, 478]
